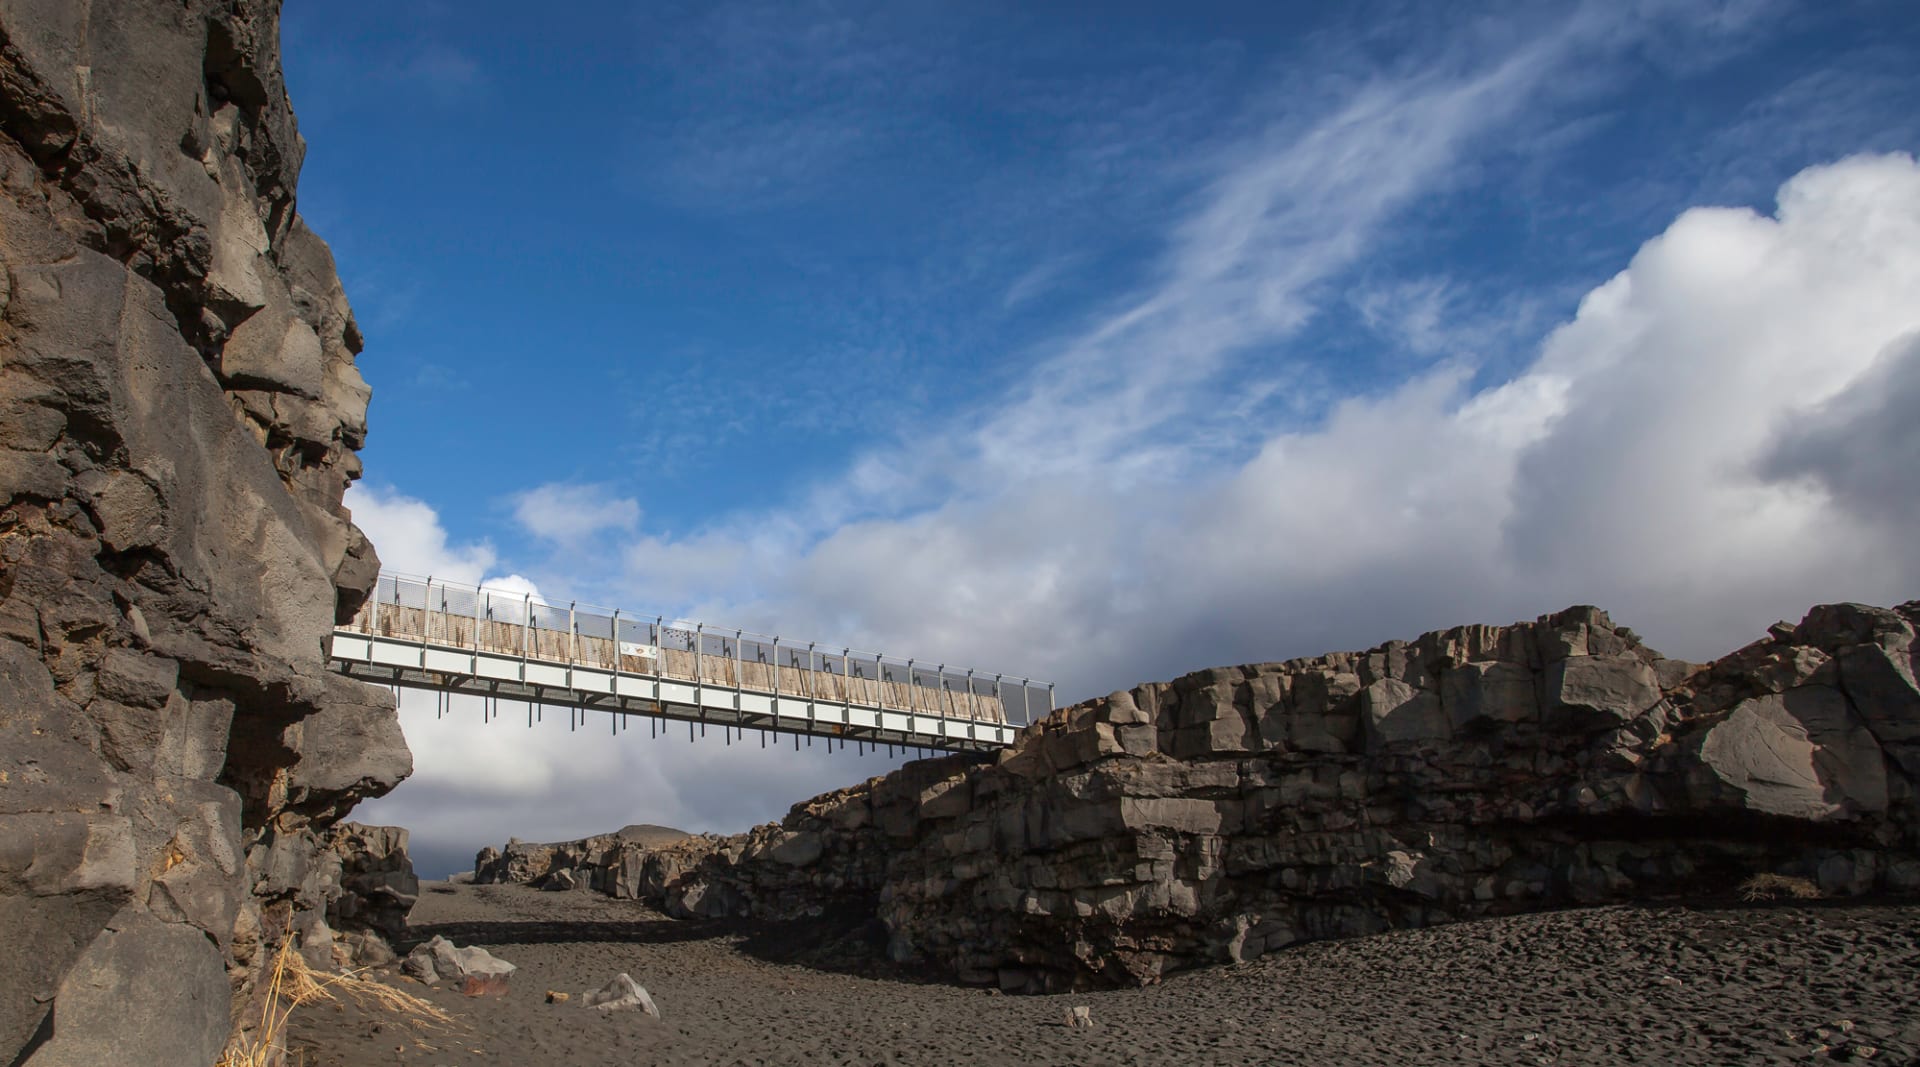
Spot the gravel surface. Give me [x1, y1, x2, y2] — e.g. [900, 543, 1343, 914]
[289, 882, 1920, 1066]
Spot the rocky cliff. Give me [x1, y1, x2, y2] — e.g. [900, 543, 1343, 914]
[0, 3, 406, 1063]
[560, 602, 1919, 993]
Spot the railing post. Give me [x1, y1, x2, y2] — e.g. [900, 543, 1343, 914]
[806, 641, 816, 734]
[421, 576, 433, 659]
[734, 629, 743, 713]
[521, 593, 532, 663]
[612, 609, 621, 673]
[906, 658, 916, 715]
[771, 636, 781, 710]
[966, 668, 977, 721]
[567, 601, 578, 664]
[842, 647, 853, 722]
[368, 574, 381, 634]
[1021, 678, 1031, 728]
[875, 653, 885, 712]
[654, 615, 664, 709]
[1048, 682, 1056, 718]
[694, 624, 705, 712]
[472, 581, 484, 671]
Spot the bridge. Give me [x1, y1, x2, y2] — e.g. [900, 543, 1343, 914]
[326, 573, 1051, 753]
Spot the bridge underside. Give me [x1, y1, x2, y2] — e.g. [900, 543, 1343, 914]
[329, 633, 1020, 753]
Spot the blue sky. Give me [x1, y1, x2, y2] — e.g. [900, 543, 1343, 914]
[282, 0, 1920, 873]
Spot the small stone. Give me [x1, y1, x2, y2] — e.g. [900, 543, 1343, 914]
[1656, 975, 1683, 988]
[546, 990, 571, 1004]
[1064, 1006, 1093, 1030]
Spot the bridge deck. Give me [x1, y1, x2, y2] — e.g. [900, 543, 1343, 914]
[326, 573, 1047, 752]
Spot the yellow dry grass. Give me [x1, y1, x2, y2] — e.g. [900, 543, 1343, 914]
[216, 939, 457, 1067]
[1738, 872, 1823, 902]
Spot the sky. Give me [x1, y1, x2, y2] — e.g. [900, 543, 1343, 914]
[280, 0, 1920, 877]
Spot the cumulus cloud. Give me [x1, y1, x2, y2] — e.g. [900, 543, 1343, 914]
[347, 483, 499, 584]
[511, 482, 642, 547]
[1761, 331, 1920, 531]
[353, 144, 1920, 872]
[627, 152, 1920, 695]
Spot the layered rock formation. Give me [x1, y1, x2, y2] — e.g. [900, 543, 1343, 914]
[473, 823, 694, 896]
[0, 3, 405, 1062]
[604, 603, 1920, 992]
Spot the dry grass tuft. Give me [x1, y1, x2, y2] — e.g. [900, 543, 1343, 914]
[1739, 872, 1823, 902]
[216, 938, 457, 1067]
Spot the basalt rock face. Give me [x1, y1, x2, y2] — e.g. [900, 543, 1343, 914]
[473, 823, 695, 896]
[0, 3, 406, 1063]
[641, 603, 1920, 993]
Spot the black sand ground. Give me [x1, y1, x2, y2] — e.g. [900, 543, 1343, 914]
[290, 882, 1920, 1066]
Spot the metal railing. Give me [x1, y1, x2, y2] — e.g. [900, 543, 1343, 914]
[338, 572, 1054, 727]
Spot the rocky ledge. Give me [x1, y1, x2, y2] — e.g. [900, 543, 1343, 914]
[1, 3, 406, 1063]
[537, 601, 1919, 993]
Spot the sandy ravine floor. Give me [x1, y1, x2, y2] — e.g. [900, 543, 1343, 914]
[287, 881, 1920, 1067]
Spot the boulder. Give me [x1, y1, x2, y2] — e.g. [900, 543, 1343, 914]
[581, 973, 660, 1016]
[404, 936, 516, 990]
[1545, 655, 1662, 727]
[16, 910, 229, 1067]
[1442, 661, 1537, 730]
[1362, 679, 1449, 746]
[1695, 689, 1886, 818]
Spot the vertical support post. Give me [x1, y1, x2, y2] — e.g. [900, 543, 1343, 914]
[1048, 683, 1056, 718]
[694, 624, 705, 713]
[771, 637, 782, 716]
[966, 668, 977, 722]
[612, 609, 621, 673]
[368, 574, 381, 634]
[472, 583, 484, 672]
[734, 630, 744, 712]
[421, 576, 433, 661]
[1021, 678, 1031, 728]
[875, 653, 885, 712]
[842, 648, 852, 721]
[567, 601, 578, 665]
[906, 659, 916, 716]
[521, 593, 532, 661]
[654, 615, 664, 713]
[806, 642, 817, 735]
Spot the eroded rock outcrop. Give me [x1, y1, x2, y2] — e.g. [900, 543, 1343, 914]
[1, 3, 405, 1061]
[631, 603, 1920, 992]
[473, 823, 693, 897]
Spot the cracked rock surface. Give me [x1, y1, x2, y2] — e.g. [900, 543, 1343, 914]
[1, 2, 407, 1061]
[577, 603, 1920, 993]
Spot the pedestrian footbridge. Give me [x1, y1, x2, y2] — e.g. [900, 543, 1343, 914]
[327, 573, 1050, 753]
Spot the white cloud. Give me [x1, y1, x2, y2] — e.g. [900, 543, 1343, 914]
[599, 152, 1920, 699]
[345, 21, 1920, 866]
[511, 483, 641, 547]
[346, 483, 498, 585]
